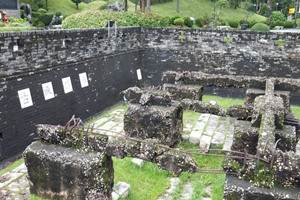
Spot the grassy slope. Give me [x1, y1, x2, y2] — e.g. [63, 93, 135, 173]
[47, 0, 87, 16]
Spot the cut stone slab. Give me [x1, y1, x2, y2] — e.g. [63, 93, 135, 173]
[23, 141, 114, 200]
[224, 175, 300, 200]
[181, 182, 193, 200]
[131, 158, 144, 167]
[124, 104, 183, 147]
[100, 121, 119, 130]
[0, 172, 24, 189]
[112, 182, 131, 200]
[199, 135, 212, 152]
[189, 114, 210, 145]
[222, 124, 235, 152]
[157, 178, 180, 200]
[163, 83, 203, 101]
[211, 117, 227, 147]
[92, 117, 110, 128]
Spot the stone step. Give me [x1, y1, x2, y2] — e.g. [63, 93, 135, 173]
[211, 117, 228, 147]
[199, 115, 220, 152]
[222, 122, 235, 152]
[157, 178, 180, 200]
[181, 182, 193, 200]
[189, 114, 210, 145]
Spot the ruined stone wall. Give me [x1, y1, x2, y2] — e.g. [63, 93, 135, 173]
[140, 28, 300, 85]
[0, 28, 141, 161]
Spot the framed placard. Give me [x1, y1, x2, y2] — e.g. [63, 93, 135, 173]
[79, 72, 89, 88]
[137, 69, 142, 80]
[18, 88, 33, 109]
[42, 82, 55, 100]
[62, 77, 73, 94]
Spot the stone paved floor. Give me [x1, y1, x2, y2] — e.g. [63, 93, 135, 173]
[0, 107, 235, 200]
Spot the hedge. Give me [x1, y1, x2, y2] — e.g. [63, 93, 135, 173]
[250, 23, 269, 32]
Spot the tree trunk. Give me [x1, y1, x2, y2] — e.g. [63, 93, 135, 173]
[124, 0, 128, 11]
[135, 0, 138, 12]
[141, 0, 146, 13]
[176, 0, 179, 12]
[76, 3, 79, 10]
[147, 0, 151, 12]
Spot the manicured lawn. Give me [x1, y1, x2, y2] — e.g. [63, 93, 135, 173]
[203, 95, 244, 110]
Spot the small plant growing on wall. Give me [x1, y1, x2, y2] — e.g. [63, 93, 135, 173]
[178, 32, 186, 42]
[223, 37, 233, 45]
[275, 38, 285, 48]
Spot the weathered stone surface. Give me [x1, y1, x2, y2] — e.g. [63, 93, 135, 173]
[226, 105, 249, 120]
[123, 87, 143, 104]
[245, 88, 291, 113]
[275, 125, 297, 152]
[156, 152, 198, 175]
[124, 104, 182, 147]
[106, 138, 127, 158]
[193, 101, 223, 115]
[107, 1, 124, 11]
[139, 139, 166, 161]
[180, 99, 194, 110]
[224, 175, 300, 200]
[163, 83, 203, 101]
[232, 121, 259, 154]
[139, 92, 172, 106]
[273, 151, 300, 188]
[112, 182, 131, 200]
[23, 141, 114, 200]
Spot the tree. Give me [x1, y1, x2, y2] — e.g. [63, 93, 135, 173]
[71, 0, 82, 10]
[140, 0, 146, 12]
[124, 0, 128, 11]
[147, 0, 151, 12]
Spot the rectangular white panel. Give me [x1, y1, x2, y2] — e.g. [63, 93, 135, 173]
[18, 88, 33, 109]
[79, 72, 89, 88]
[62, 77, 73, 94]
[42, 82, 55, 100]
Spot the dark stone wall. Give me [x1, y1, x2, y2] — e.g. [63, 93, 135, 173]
[2, 27, 300, 161]
[0, 28, 141, 161]
[140, 28, 300, 86]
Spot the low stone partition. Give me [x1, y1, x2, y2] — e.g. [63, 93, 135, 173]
[162, 84, 203, 101]
[124, 104, 182, 147]
[24, 141, 114, 200]
[162, 71, 300, 98]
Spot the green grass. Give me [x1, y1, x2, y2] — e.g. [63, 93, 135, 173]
[150, 0, 265, 21]
[0, 159, 24, 176]
[203, 95, 244, 110]
[291, 105, 300, 119]
[47, 0, 87, 17]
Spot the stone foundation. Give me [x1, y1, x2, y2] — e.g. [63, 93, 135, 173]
[162, 83, 203, 101]
[23, 141, 114, 200]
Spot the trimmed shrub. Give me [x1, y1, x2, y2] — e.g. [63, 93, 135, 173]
[273, 20, 285, 27]
[174, 18, 184, 27]
[0, 23, 6, 27]
[284, 20, 294, 28]
[170, 15, 180, 25]
[63, 11, 170, 28]
[250, 23, 269, 32]
[55, 11, 62, 17]
[37, 8, 47, 13]
[195, 17, 203, 27]
[32, 12, 53, 27]
[216, 0, 230, 8]
[270, 11, 286, 22]
[228, 19, 239, 28]
[184, 17, 192, 27]
[248, 20, 257, 28]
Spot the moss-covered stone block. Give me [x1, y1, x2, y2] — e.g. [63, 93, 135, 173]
[163, 83, 203, 101]
[23, 141, 114, 200]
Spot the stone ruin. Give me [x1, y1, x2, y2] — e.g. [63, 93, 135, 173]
[23, 70, 300, 199]
[161, 71, 300, 199]
[23, 88, 198, 199]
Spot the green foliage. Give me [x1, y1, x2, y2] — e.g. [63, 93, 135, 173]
[55, 11, 62, 17]
[32, 11, 53, 27]
[248, 20, 257, 28]
[284, 20, 294, 28]
[216, 0, 230, 8]
[203, 95, 244, 110]
[20, 0, 45, 11]
[275, 38, 285, 48]
[202, 12, 211, 26]
[228, 19, 239, 28]
[170, 15, 180, 25]
[195, 17, 203, 27]
[150, 0, 173, 5]
[260, 3, 268, 17]
[71, 0, 83, 9]
[63, 11, 169, 28]
[37, 8, 47, 13]
[174, 17, 184, 26]
[0, 23, 5, 27]
[183, 17, 192, 27]
[215, 18, 227, 26]
[178, 33, 186, 42]
[224, 37, 233, 45]
[250, 22, 269, 32]
[20, 10, 26, 19]
[273, 20, 285, 27]
[270, 11, 286, 22]
[228, 0, 241, 9]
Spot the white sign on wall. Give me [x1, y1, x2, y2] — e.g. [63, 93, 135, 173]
[42, 82, 55, 100]
[137, 69, 142, 80]
[62, 77, 73, 94]
[18, 88, 33, 109]
[79, 72, 89, 88]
